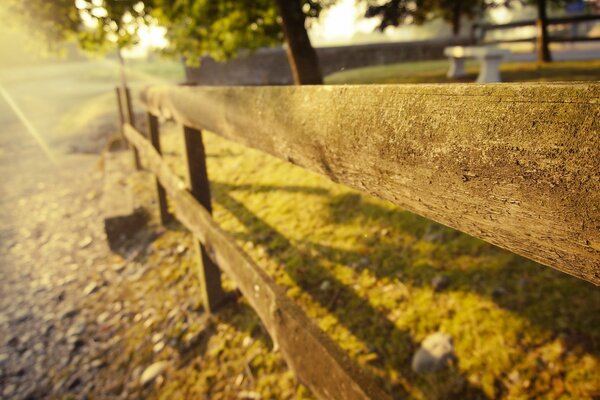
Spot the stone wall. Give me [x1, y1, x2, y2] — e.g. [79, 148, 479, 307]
[184, 37, 471, 85]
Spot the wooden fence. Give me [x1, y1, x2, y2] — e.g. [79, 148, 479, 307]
[116, 82, 600, 399]
[472, 14, 600, 45]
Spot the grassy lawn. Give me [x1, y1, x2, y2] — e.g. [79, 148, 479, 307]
[325, 59, 600, 84]
[87, 58, 600, 399]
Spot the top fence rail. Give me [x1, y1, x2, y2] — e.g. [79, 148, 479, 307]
[140, 83, 600, 286]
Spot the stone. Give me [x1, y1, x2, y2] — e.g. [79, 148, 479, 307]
[411, 332, 456, 374]
[67, 321, 86, 338]
[319, 280, 331, 291]
[61, 308, 80, 320]
[112, 263, 126, 273]
[90, 359, 106, 369]
[3, 383, 16, 397]
[140, 361, 169, 386]
[7, 335, 19, 347]
[153, 342, 165, 353]
[238, 391, 261, 400]
[431, 275, 450, 292]
[13, 309, 33, 323]
[152, 333, 164, 344]
[78, 236, 93, 249]
[83, 282, 99, 296]
[97, 312, 111, 324]
[492, 286, 507, 298]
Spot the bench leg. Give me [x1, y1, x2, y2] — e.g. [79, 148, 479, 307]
[477, 57, 503, 83]
[447, 58, 466, 79]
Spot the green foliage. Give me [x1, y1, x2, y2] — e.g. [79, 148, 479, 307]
[364, 0, 568, 33]
[1, 0, 335, 62]
[2, 0, 149, 53]
[2, 0, 80, 50]
[151, 0, 284, 63]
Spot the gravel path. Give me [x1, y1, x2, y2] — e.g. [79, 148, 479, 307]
[0, 62, 125, 399]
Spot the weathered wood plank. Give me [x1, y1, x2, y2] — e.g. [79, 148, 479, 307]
[182, 125, 227, 313]
[123, 123, 391, 400]
[146, 112, 170, 225]
[142, 83, 600, 285]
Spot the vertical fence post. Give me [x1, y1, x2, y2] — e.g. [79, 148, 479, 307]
[147, 112, 171, 225]
[119, 86, 142, 170]
[182, 126, 226, 313]
[115, 87, 127, 145]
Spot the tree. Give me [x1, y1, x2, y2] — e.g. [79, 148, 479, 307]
[365, 0, 489, 36]
[365, 0, 565, 62]
[536, 0, 552, 62]
[152, 0, 330, 84]
[2, 0, 332, 85]
[276, 0, 323, 84]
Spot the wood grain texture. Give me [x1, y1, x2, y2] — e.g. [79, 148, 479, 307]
[142, 83, 600, 285]
[123, 123, 391, 400]
[182, 126, 227, 313]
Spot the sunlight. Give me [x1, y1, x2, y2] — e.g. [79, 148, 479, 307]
[0, 85, 58, 166]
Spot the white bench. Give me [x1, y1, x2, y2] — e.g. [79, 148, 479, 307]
[444, 46, 510, 83]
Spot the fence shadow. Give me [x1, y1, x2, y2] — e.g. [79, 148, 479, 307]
[322, 192, 600, 358]
[211, 181, 489, 400]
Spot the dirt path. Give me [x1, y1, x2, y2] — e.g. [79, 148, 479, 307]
[0, 61, 128, 399]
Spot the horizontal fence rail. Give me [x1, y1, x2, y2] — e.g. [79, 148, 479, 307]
[122, 122, 391, 400]
[472, 14, 600, 44]
[141, 83, 600, 286]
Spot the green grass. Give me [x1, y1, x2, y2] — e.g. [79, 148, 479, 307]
[325, 59, 600, 84]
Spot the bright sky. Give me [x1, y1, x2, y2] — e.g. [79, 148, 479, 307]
[309, 0, 381, 45]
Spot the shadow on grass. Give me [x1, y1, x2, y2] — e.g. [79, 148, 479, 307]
[211, 181, 489, 400]
[324, 192, 600, 358]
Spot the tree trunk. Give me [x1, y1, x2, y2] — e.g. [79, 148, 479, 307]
[117, 47, 128, 87]
[275, 0, 323, 85]
[452, 3, 462, 36]
[536, 0, 552, 62]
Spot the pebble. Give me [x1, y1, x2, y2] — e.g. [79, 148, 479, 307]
[492, 286, 507, 298]
[112, 263, 126, 273]
[78, 236, 93, 249]
[83, 282, 98, 296]
[152, 333, 164, 344]
[140, 361, 169, 386]
[13, 309, 32, 323]
[431, 275, 450, 292]
[3, 383, 16, 397]
[61, 308, 80, 320]
[90, 359, 105, 369]
[238, 391, 261, 400]
[411, 332, 456, 374]
[153, 342, 165, 353]
[97, 311, 111, 324]
[67, 321, 86, 338]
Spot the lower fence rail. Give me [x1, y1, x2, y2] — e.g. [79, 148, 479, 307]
[123, 123, 391, 400]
